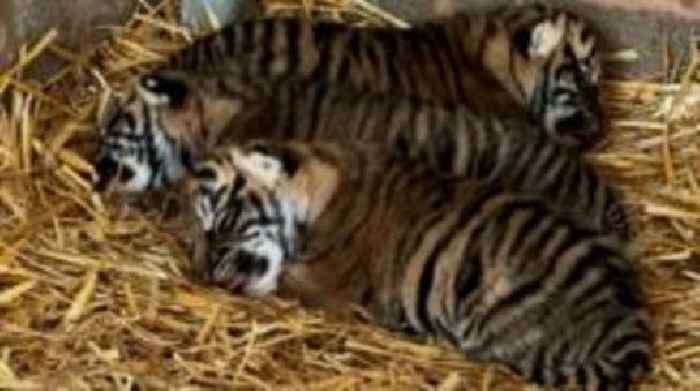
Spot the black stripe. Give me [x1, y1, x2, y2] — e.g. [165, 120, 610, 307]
[371, 30, 397, 90]
[286, 19, 300, 75]
[360, 285, 374, 307]
[401, 33, 423, 94]
[434, 25, 462, 100]
[506, 140, 538, 187]
[415, 220, 461, 333]
[386, 101, 412, 158]
[352, 94, 374, 141]
[510, 211, 549, 273]
[433, 318, 459, 345]
[568, 280, 612, 323]
[546, 335, 572, 386]
[474, 117, 503, 180]
[405, 98, 422, 157]
[615, 349, 651, 374]
[376, 95, 399, 145]
[278, 86, 298, 140]
[552, 157, 577, 204]
[606, 333, 650, 363]
[340, 30, 361, 82]
[445, 21, 470, 101]
[395, 212, 445, 282]
[593, 363, 609, 390]
[141, 101, 159, 189]
[204, 34, 220, 68]
[454, 247, 482, 301]
[193, 165, 217, 180]
[478, 217, 583, 329]
[384, 32, 405, 93]
[424, 26, 451, 98]
[582, 314, 627, 361]
[535, 55, 555, 123]
[212, 186, 229, 208]
[586, 168, 602, 213]
[359, 33, 377, 86]
[433, 109, 457, 173]
[232, 175, 246, 196]
[224, 199, 243, 232]
[529, 344, 548, 385]
[222, 25, 236, 57]
[307, 82, 327, 138]
[557, 236, 605, 292]
[309, 23, 332, 81]
[248, 192, 264, 216]
[241, 20, 256, 52]
[415, 189, 499, 332]
[575, 367, 588, 391]
[529, 141, 558, 184]
[259, 19, 275, 78]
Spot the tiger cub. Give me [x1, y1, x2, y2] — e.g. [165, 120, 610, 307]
[166, 3, 603, 147]
[94, 70, 628, 237]
[186, 139, 651, 390]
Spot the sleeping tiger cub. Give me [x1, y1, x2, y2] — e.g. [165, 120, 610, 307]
[166, 3, 603, 147]
[93, 70, 628, 237]
[186, 139, 651, 390]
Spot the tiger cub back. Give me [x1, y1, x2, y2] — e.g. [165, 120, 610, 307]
[187, 139, 651, 390]
[166, 3, 603, 147]
[94, 70, 628, 237]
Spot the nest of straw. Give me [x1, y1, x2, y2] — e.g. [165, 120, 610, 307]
[0, 0, 698, 389]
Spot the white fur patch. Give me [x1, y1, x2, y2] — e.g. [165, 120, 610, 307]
[136, 82, 170, 106]
[193, 193, 215, 232]
[229, 148, 284, 190]
[118, 155, 152, 192]
[242, 240, 284, 297]
[143, 76, 159, 89]
[529, 15, 566, 59]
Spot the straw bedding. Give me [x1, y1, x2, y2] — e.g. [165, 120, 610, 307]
[0, 0, 698, 389]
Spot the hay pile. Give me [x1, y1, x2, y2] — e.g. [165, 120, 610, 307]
[0, 0, 698, 389]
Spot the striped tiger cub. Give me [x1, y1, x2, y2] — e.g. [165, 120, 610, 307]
[186, 139, 651, 390]
[93, 70, 628, 237]
[166, 3, 603, 147]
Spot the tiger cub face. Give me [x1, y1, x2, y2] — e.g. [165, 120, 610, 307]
[94, 71, 245, 193]
[486, 5, 602, 145]
[186, 141, 322, 296]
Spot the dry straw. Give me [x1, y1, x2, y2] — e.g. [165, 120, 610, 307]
[0, 0, 698, 389]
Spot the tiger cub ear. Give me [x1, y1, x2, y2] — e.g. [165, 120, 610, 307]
[138, 71, 190, 108]
[514, 13, 566, 59]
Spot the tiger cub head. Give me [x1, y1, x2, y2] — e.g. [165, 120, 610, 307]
[93, 69, 250, 193]
[482, 4, 602, 146]
[186, 140, 339, 296]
